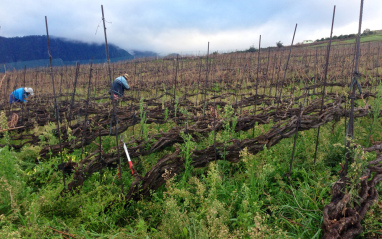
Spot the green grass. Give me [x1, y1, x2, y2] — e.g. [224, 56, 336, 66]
[310, 32, 382, 48]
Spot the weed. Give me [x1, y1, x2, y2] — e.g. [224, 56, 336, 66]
[0, 111, 10, 145]
[164, 107, 169, 122]
[174, 96, 179, 118]
[221, 104, 238, 159]
[180, 132, 195, 187]
[367, 83, 382, 145]
[37, 122, 59, 146]
[346, 142, 373, 207]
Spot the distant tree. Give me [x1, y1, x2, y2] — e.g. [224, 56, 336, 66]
[246, 45, 257, 52]
[362, 28, 372, 35]
[276, 41, 283, 48]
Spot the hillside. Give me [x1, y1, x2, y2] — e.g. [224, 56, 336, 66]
[300, 30, 382, 48]
[0, 35, 157, 71]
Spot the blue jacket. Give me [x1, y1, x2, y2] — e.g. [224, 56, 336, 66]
[10, 88, 29, 103]
[110, 76, 130, 97]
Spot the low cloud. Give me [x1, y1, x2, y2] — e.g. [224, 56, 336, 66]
[1, 0, 381, 55]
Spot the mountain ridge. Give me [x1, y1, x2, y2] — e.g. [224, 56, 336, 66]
[0, 35, 157, 71]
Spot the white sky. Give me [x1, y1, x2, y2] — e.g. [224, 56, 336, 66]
[0, 0, 381, 55]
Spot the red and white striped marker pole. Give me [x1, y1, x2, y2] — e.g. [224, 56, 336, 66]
[122, 140, 134, 175]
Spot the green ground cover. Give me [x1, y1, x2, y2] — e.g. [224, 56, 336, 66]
[311, 32, 382, 48]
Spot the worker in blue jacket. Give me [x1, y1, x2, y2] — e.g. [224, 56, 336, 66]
[109, 73, 130, 100]
[10, 87, 34, 103]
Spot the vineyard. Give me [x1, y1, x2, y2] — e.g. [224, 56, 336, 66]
[1, 38, 382, 238]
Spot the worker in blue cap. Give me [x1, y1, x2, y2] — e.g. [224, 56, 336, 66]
[10, 87, 34, 103]
[109, 73, 130, 100]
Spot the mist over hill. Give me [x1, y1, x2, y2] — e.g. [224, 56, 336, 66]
[0, 35, 157, 71]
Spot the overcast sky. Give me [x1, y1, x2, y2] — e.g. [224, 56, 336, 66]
[1, 0, 381, 55]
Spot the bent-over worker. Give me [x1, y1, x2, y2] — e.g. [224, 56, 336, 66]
[109, 73, 130, 100]
[10, 87, 34, 103]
